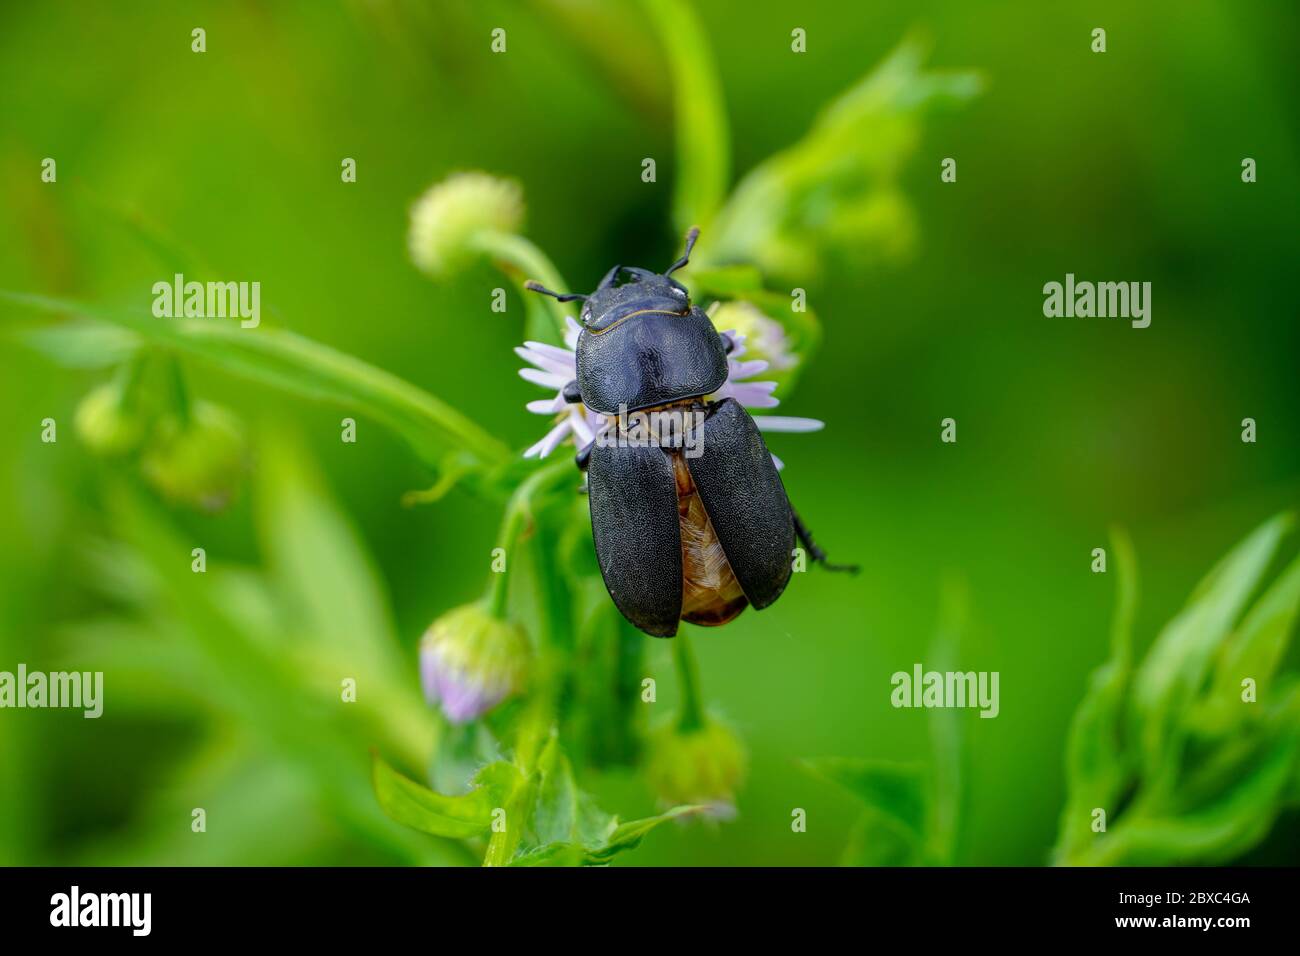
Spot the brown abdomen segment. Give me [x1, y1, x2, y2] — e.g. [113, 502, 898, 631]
[671, 451, 748, 626]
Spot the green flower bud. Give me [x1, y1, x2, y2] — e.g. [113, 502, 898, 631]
[139, 401, 246, 511]
[709, 300, 799, 373]
[74, 381, 147, 457]
[419, 602, 529, 724]
[408, 172, 525, 279]
[645, 717, 747, 819]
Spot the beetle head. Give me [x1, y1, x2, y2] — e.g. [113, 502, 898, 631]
[525, 226, 700, 334]
[526, 227, 727, 414]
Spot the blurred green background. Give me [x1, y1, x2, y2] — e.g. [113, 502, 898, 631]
[2, 0, 1298, 866]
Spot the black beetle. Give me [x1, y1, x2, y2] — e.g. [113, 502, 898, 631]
[527, 227, 854, 637]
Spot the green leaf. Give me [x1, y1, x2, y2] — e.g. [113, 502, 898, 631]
[840, 811, 926, 867]
[585, 806, 697, 862]
[708, 37, 981, 281]
[1078, 698, 1300, 866]
[506, 843, 588, 867]
[14, 319, 140, 368]
[508, 806, 697, 867]
[497, 735, 695, 866]
[641, 0, 730, 234]
[528, 734, 614, 847]
[99, 488, 437, 862]
[1054, 527, 1138, 862]
[1055, 515, 1300, 866]
[801, 582, 970, 866]
[1198, 550, 1300, 732]
[372, 755, 518, 840]
[256, 429, 397, 668]
[1132, 513, 1292, 788]
[0, 290, 512, 475]
[802, 757, 928, 839]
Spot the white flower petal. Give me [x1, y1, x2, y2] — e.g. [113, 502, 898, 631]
[539, 420, 575, 457]
[524, 418, 572, 458]
[753, 416, 824, 433]
[722, 379, 780, 409]
[570, 409, 595, 445]
[728, 358, 770, 380]
[515, 346, 573, 378]
[526, 397, 564, 415]
[523, 340, 578, 369]
[564, 317, 583, 350]
[732, 390, 779, 409]
[519, 367, 569, 390]
[771, 453, 785, 470]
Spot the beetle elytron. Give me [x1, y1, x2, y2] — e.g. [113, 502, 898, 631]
[527, 228, 854, 637]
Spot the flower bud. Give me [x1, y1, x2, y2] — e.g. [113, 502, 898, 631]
[408, 172, 525, 279]
[138, 401, 246, 511]
[645, 717, 747, 819]
[709, 300, 798, 372]
[74, 381, 146, 457]
[419, 602, 529, 724]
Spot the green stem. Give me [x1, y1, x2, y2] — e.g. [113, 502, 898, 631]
[641, 0, 731, 235]
[673, 631, 706, 732]
[470, 231, 573, 340]
[165, 354, 192, 425]
[112, 349, 153, 413]
[484, 458, 575, 619]
[485, 561, 512, 620]
[0, 291, 513, 476]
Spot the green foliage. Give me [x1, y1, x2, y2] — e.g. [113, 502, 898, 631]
[2, 9, 978, 868]
[52, 434, 452, 865]
[709, 37, 983, 281]
[5, 291, 514, 493]
[1055, 515, 1300, 865]
[642, 0, 731, 235]
[375, 739, 694, 867]
[373, 756, 519, 839]
[803, 579, 969, 866]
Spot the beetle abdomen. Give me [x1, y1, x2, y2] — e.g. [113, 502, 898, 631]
[671, 452, 748, 627]
[684, 399, 795, 609]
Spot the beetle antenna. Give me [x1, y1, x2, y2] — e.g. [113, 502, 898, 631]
[664, 226, 700, 275]
[525, 281, 587, 303]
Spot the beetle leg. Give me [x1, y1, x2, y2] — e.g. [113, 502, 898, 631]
[575, 439, 595, 472]
[721, 333, 736, 355]
[562, 379, 582, 404]
[792, 508, 859, 574]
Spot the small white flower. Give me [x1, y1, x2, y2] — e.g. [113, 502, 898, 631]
[515, 317, 607, 459]
[516, 323, 823, 468]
